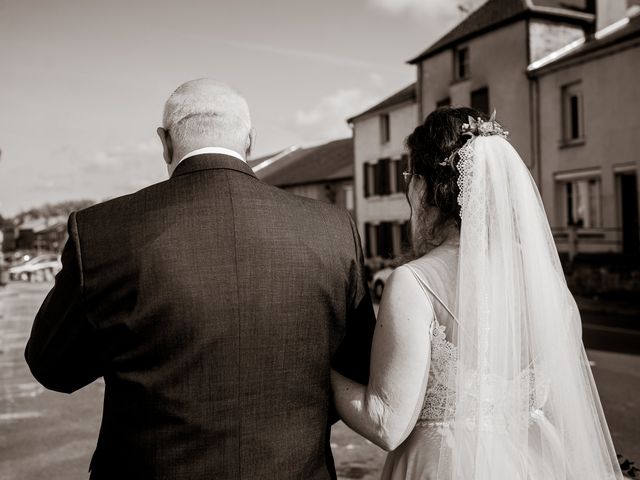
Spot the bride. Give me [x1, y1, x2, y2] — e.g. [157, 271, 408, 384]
[331, 107, 623, 479]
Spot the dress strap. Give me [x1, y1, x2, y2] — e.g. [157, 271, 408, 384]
[400, 265, 438, 334]
[403, 264, 458, 323]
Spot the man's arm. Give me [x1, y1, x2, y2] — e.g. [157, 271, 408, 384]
[25, 212, 102, 394]
[331, 214, 376, 385]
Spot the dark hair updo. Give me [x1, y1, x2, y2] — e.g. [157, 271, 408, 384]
[405, 106, 490, 244]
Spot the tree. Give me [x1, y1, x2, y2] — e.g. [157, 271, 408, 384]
[13, 199, 95, 225]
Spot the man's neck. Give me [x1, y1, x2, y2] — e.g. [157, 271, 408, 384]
[177, 146, 246, 166]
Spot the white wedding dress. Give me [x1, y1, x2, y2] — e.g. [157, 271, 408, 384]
[382, 249, 561, 479]
[381, 246, 460, 480]
[381, 134, 622, 479]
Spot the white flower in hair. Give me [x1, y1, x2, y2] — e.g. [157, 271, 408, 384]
[439, 110, 509, 168]
[462, 110, 509, 138]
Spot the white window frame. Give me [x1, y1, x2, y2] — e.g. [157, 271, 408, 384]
[555, 171, 602, 229]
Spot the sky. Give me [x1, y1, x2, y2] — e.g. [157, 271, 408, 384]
[0, 0, 482, 216]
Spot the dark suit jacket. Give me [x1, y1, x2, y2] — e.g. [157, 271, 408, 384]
[25, 154, 375, 480]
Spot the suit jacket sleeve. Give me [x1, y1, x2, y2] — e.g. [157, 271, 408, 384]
[331, 213, 376, 385]
[24, 212, 102, 394]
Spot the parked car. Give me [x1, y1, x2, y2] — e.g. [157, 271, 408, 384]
[371, 267, 394, 301]
[9, 253, 61, 282]
[4, 251, 36, 267]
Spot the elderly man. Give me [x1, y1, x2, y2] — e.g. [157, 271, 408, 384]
[25, 79, 375, 479]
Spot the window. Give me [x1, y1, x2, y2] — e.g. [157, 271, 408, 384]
[455, 46, 469, 80]
[562, 83, 584, 143]
[372, 158, 391, 196]
[380, 113, 390, 144]
[436, 97, 451, 108]
[365, 158, 407, 198]
[364, 221, 411, 259]
[471, 87, 489, 115]
[362, 163, 369, 198]
[564, 177, 601, 228]
[374, 158, 391, 195]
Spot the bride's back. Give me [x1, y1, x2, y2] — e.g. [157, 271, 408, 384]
[405, 243, 459, 339]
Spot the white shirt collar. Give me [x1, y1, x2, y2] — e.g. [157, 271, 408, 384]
[179, 147, 246, 165]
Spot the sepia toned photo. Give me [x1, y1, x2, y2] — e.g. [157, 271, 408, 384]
[1, 1, 639, 479]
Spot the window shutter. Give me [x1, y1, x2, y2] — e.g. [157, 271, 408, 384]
[363, 162, 369, 198]
[383, 158, 391, 195]
[364, 222, 372, 258]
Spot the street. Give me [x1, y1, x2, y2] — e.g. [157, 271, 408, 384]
[1, 281, 638, 479]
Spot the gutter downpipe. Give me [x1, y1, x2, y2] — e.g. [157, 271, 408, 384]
[528, 70, 542, 189]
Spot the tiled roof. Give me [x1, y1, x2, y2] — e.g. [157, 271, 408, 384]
[250, 146, 303, 179]
[529, 12, 640, 74]
[408, 0, 594, 64]
[347, 83, 416, 123]
[247, 149, 287, 169]
[258, 138, 353, 187]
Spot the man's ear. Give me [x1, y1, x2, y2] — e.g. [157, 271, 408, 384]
[246, 127, 256, 158]
[157, 127, 173, 166]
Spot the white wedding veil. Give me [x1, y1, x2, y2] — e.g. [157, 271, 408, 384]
[434, 132, 623, 479]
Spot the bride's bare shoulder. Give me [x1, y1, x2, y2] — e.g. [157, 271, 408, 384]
[381, 265, 425, 306]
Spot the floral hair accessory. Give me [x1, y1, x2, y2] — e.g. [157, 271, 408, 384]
[438, 110, 509, 167]
[462, 110, 509, 138]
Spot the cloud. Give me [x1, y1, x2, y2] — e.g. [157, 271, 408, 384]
[369, 0, 437, 15]
[290, 87, 381, 144]
[83, 139, 162, 173]
[221, 39, 406, 73]
[369, 72, 385, 88]
[111, 139, 160, 156]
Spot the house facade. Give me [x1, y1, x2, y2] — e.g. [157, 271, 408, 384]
[348, 84, 416, 262]
[2, 216, 68, 253]
[408, 0, 599, 181]
[349, 0, 639, 261]
[529, 12, 640, 254]
[255, 138, 355, 216]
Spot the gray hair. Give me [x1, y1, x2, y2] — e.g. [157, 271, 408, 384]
[162, 79, 252, 149]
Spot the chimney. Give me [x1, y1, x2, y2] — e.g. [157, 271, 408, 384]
[593, 0, 628, 31]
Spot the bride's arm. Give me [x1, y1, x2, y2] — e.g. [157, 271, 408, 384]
[331, 266, 432, 451]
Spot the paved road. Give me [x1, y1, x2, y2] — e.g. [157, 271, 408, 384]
[582, 310, 640, 355]
[1, 282, 637, 479]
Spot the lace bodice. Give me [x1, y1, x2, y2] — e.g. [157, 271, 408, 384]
[418, 320, 457, 424]
[406, 262, 548, 428]
[416, 317, 548, 427]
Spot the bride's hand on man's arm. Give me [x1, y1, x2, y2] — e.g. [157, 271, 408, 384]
[330, 266, 432, 451]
